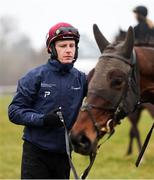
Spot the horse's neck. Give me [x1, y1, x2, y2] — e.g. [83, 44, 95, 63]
[135, 47, 154, 104]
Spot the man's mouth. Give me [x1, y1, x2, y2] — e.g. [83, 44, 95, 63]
[64, 56, 72, 58]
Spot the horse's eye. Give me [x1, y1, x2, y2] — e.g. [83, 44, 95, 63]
[111, 78, 123, 86]
[111, 77, 124, 89]
[107, 69, 126, 90]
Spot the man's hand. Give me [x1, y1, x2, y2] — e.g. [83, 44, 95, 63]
[43, 108, 64, 127]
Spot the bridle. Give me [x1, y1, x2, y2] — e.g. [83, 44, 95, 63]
[78, 96, 116, 180]
[81, 97, 115, 138]
[80, 52, 136, 140]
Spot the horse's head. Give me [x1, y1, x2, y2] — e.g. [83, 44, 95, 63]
[115, 28, 126, 42]
[70, 24, 135, 155]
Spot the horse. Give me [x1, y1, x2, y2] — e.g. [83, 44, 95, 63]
[115, 29, 154, 155]
[70, 24, 154, 156]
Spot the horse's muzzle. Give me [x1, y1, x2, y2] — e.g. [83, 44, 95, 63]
[69, 132, 94, 155]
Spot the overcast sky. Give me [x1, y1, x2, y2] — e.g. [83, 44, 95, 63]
[1, 0, 154, 50]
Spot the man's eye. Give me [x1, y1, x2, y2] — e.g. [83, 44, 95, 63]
[70, 44, 75, 48]
[59, 45, 66, 48]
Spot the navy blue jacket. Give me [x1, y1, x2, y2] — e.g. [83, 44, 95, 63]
[8, 59, 87, 153]
[134, 20, 154, 41]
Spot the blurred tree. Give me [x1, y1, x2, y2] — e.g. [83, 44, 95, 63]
[0, 16, 36, 85]
[0, 16, 17, 51]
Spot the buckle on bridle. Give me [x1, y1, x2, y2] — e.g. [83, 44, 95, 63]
[81, 97, 89, 111]
[101, 119, 113, 133]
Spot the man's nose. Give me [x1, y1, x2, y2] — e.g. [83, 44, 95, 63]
[65, 46, 72, 52]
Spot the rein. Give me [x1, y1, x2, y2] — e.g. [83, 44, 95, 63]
[135, 122, 154, 167]
[57, 108, 97, 180]
[57, 108, 79, 179]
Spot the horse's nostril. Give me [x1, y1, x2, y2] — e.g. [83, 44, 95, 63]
[79, 134, 91, 149]
[69, 132, 93, 155]
[70, 133, 91, 150]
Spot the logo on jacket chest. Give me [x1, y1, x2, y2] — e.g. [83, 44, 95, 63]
[71, 86, 81, 90]
[40, 83, 56, 98]
[44, 91, 51, 97]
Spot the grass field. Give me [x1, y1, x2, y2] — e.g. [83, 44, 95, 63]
[0, 95, 154, 179]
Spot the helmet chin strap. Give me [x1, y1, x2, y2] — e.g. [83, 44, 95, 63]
[74, 45, 78, 60]
[50, 44, 58, 59]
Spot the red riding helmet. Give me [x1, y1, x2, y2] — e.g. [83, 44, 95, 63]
[46, 22, 80, 59]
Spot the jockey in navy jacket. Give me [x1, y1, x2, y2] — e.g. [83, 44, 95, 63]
[8, 59, 87, 153]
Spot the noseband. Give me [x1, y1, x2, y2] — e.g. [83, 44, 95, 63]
[81, 97, 114, 139]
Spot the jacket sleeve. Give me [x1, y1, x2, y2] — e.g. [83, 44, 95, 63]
[8, 71, 44, 127]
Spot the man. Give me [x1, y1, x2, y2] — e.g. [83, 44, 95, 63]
[8, 22, 87, 179]
[133, 5, 154, 43]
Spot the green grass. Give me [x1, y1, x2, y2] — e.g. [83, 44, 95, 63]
[0, 95, 154, 179]
[0, 95, 23, 178]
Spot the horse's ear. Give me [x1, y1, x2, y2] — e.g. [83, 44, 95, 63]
[93, 24, 110, 53]
[122, 26, 134, 58]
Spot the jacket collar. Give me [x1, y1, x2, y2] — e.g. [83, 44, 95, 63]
[47, 59, 74, 74]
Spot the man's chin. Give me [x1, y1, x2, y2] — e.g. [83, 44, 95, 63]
[61, 59, 74, 64]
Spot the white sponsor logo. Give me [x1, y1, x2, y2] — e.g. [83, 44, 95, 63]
[44, 91, 51, 97]
[71, 86, 81, 90]
[41, 83, 56, 87]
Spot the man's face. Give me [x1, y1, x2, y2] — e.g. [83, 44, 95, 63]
[55, 40, 76, 64]
[134, 13, 144, 22]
